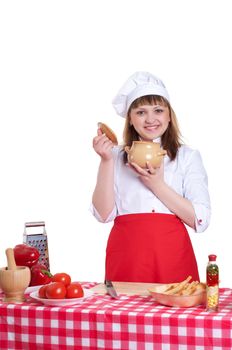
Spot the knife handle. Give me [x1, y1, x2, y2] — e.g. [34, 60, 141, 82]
[104, 280, 113, 288]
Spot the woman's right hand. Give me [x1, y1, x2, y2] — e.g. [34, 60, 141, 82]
[92, 128, 114, 161]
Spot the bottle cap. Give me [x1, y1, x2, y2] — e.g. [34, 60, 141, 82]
[208, 254, 217, 261]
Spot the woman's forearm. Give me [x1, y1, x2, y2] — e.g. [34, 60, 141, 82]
[92, 158, 115, 221]
[153, 182, 196, 229]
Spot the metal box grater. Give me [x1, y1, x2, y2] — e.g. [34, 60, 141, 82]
[23, 221, 50, 271]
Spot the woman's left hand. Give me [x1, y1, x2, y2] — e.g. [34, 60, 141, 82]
[129, 161, 164, 192]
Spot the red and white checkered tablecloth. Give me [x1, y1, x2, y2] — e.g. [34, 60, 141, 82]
[1, 283, 232, 350]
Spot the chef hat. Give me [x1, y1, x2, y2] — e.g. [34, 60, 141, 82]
[112, 71, 170, 118]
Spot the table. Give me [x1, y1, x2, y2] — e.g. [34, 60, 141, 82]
[1, 283, 232, 350]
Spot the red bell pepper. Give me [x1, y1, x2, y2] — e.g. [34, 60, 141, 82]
[14, 244, 40, 268]
[30, 263, 52, 286]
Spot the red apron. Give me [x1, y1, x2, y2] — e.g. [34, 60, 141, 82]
[105, 213, 199, 283]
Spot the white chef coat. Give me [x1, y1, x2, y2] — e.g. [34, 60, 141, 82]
[91, 144, 211, 233]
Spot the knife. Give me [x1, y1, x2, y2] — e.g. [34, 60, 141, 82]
[104, 280, 119, 299]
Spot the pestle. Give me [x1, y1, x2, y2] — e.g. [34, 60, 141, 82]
[6, 248, 17, 270]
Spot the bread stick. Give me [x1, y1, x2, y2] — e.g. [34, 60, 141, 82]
[163, 283, 178, 293]
[164, 276, 192, 295]
[181, 281, 198, 295]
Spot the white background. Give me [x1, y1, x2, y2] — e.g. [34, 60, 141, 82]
[0, 1, 231, 287]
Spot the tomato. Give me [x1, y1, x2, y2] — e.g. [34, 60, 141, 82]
[45, 282, 66, 299]
[38, 285, 48, 298]
[51, 273, 71, 286]
[66, 282, 84, 298]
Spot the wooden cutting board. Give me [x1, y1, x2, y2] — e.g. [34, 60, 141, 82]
[90, 281, 160, 296]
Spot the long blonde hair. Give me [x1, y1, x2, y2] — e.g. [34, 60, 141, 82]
[122, 95, 182, 162]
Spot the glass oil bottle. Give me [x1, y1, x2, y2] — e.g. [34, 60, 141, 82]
[206, 254, 219, 312]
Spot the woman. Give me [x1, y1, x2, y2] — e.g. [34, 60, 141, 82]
[91, 71, 211, 283]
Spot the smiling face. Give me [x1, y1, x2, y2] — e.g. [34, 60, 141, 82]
[129, 101, 170, 142]
[123, 95, 182, 162]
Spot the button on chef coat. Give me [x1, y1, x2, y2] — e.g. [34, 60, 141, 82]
[90, 145, 211, 233]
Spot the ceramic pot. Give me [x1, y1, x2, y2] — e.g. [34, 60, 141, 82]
[125, 141, 167, 168]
